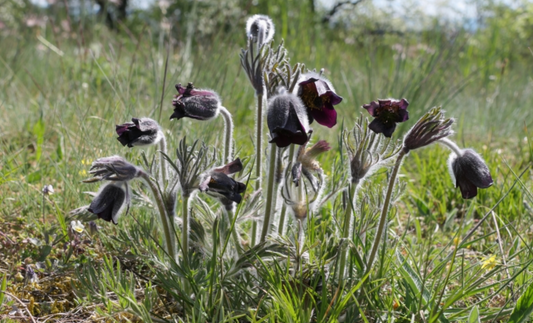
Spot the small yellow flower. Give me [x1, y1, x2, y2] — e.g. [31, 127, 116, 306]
[78, 169, 87, 176]
[481, 255, 498, 271]
[453, 237, 460, 247]
[81, 159, 91, 165]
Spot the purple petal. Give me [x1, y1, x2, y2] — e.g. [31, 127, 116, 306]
[298, 77, 319, 86]
[328, 92, 343, 105]
[397, 108, 409, 122]
[457, 178, 478, 199]
[310, 103, 337, 128]
[398, 98, 409, 110]
[363, 101, 380, 117]
[116, 123, 134, 136]
[369, 119, 396, 138]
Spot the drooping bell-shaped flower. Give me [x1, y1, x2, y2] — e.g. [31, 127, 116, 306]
[297, 72, 343, 128]
[116, 117, 163, 147]
[88, 182, 129, 225]
[245, 14, 275, 45]
[363, 98, 409, 137]
[448, 149, 493, 199]
[267, 87, 311, 148]
[199, 158, 246, 204]
[171, 83, 221, 121]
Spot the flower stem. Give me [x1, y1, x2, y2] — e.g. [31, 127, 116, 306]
[140, 171, 176, 261]
[365, 149, 407, 275]
[219, 106, 234, 163]
[337, 182, 358, 283]
[278, 145, 296, 236]
[438, 137, 463, 156]
[182, 194, 190, 267]
[251, 93, 264, 246]
[159, 134, 168, 186]
[260, 143, 278, 243]
[224, 207, 242, 257]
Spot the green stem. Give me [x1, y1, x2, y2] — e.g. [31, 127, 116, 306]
[219, 106, 234, 163]
[224, 207, 242, 257]
[337, 182, 358, 283]
[252, 93, 264, 246]
[182, 194, 190, 267]
[159, 134, 168, 186]
[140, 171, 176, 261]
[260, 143, 278, 243]
[365, 149, 407, 275]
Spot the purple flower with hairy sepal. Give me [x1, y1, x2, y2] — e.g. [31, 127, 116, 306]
[267, 87, 311, 148]
[448, 149, 493, 199]
[116, 117, 162, 148]
[88, 182, 129, 225]
[298, 72, 343, 128]
[199, 159, 246, 204]
[363, 98, 409, 137]
[171, 83, 221, 121]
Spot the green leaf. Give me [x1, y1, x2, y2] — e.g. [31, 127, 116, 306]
[468, 305, 480, 323]
[0, 274, 6, 307]
[509, 282, 533, 323]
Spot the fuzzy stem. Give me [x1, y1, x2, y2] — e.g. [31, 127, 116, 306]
[251, 93, 264, 246]
[219, 106, 234, 163]
[438, 137, 463, 156]
[182, 194, 190, 267]
[278, 145, 296, 236]
[140, 171, 176, 261]
[337, 182, 358, 283]
[159, 133, 168, 186]
[365, 149, 407, 275]
[260, 143, 278, 243]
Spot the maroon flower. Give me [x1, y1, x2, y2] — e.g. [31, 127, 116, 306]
[448, 149, 493, 199]
[116, 118, 162, 147]
[297, 72, 343, 128]
[267, 88, 311, 148]
[363, 98, 409, 137]
[199, 159, 246, 204]
[171, 83, 220, 121]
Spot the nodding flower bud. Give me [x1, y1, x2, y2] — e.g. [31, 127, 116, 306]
[403, 107, 454, 152]
[245, 14, 275, 45]
[448, 149, 493, 199]
[88, 182, 130, 225]
[171, 83, 221, 121]
[267, 87, 311, 148]
[84, 155, 141, 183]
[116, 117, 163, 148]
[199, 158, 246, 205]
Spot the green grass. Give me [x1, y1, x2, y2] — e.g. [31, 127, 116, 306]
[1, 3, 533, 322]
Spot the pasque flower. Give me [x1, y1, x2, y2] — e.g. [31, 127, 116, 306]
[171, 83, 221, 121]
[116, 117, 162, 147]
[246, 14, 275, 45]
[363, 98, 409, 137]
[298, 72, 343, 128]
[199, 158, 246, 204]
[88, 182, 129, 225]
[84, 155, 141, 182]
[448, 149, 493, 199]
[267, 87, 311, 148]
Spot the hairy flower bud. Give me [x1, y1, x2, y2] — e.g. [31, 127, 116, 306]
[246, 14, 275, 45]
[171, 83, 221, 121]
[448, 149, 493, 199]
[199, 159, 246, 204]
[403, 107, 454, 152]
[84, 155, 141, 182]
[267, 87, 311, 148]
[116, 117, 163, 147]
[88, 182, 130, 225]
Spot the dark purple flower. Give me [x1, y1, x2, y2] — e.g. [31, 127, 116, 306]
[88, 183, 129, 225]
[199, 159, 246, 204]
[448, 149, 493, 199]
[267, 88, 311, 148]
[363, 98, 409, 137]
[297, 72, 343, 128]
[116, 118, 162, 147]
[171, 83, 221, 121]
